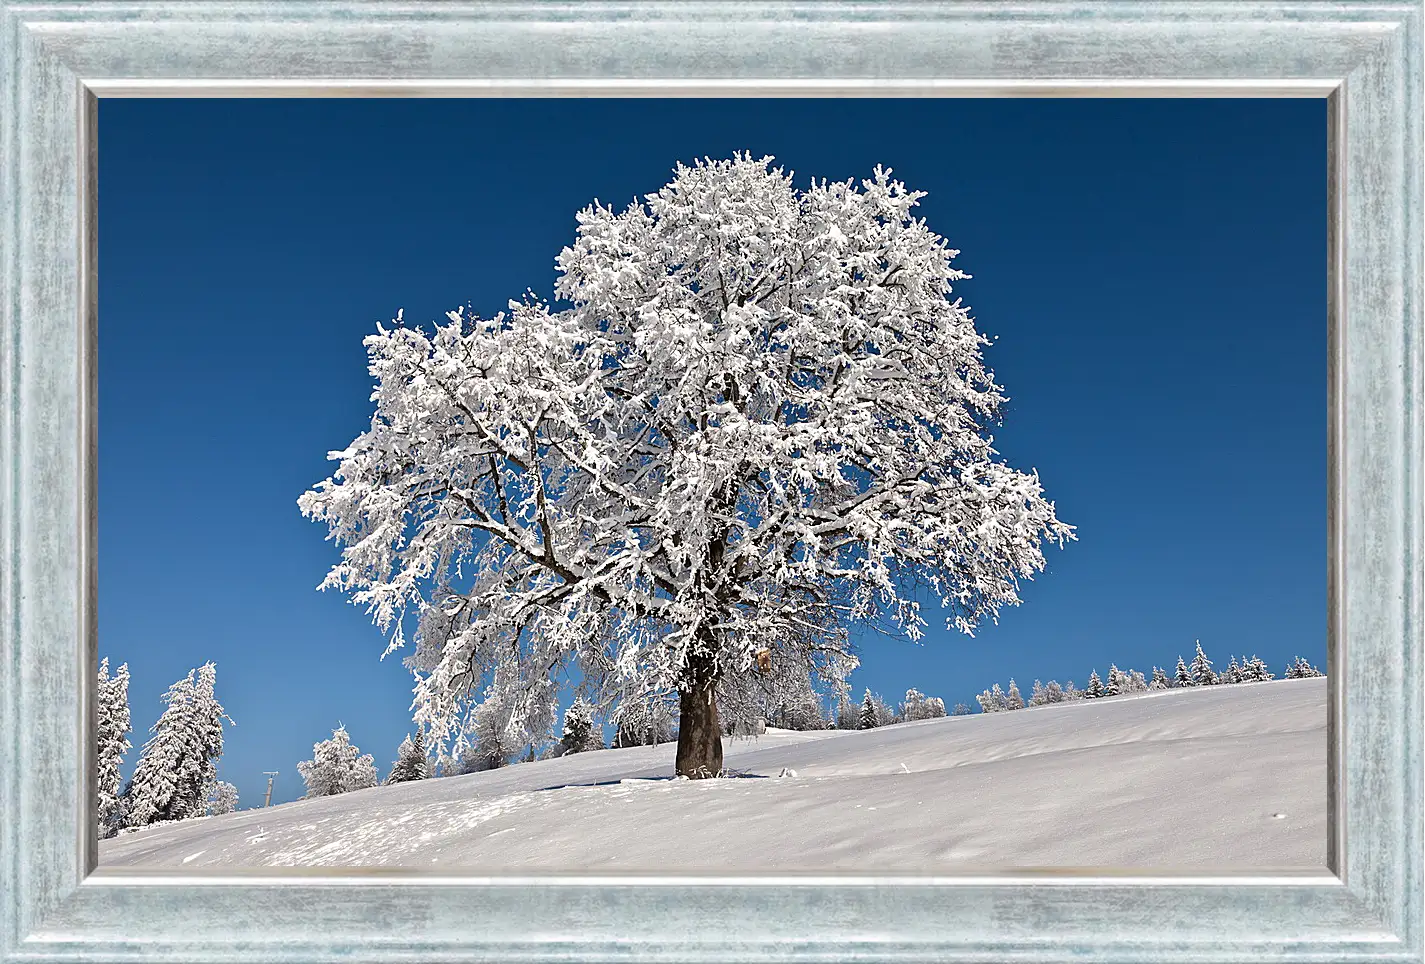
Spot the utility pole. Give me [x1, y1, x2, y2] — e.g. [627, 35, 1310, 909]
[262, 771, 279, 808]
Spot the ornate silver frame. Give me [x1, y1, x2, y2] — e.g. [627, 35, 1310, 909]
[1, 2, 1419, 961]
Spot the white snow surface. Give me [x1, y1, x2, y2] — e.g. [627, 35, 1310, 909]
[98, 678, 1325, 872]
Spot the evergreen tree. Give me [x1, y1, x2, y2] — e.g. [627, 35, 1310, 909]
[298, 725, 378, 797]
[1105, 664, 1123, 697]
[386, 731, 430, 784]
[1174, 656, 1193, 686]
[901, 688, 947, 722]
[1190, 640, 1217, 685]
[857, 690, 879, 729]
[559, 698, 604, 755]
[1244, 655, 1274, 682]
[1028, 679, 1049, 707]
[1285, 656, 1324, 679]
[206, 781, 239, 815]
[1150, 666, 1170, 690]
[1061, 680, 1083, 701]
[1221, 655, 1243, 684]
[126, 662, 231, 828]
[1127, 669, 1148, 692]
[1086, 670, 1104, 698]
[1045, 680, 1065, 703]
[951, 702, 973, 716]
[96, 658, 132, 839]
[1005, 679, 1024, 710]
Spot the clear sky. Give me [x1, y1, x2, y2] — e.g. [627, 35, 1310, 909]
[98, 97, 1326, 808]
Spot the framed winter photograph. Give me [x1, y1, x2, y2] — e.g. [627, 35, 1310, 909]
[1, 2, 1420, 963]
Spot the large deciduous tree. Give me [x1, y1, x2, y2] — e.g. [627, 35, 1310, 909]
[300, 155, 1072, 779]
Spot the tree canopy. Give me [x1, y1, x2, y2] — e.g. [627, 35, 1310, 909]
[300, 154, 1072, 777]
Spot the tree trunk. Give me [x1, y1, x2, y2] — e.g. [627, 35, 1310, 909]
[676, 684, 723, 778]
[675, 645, 723, 778]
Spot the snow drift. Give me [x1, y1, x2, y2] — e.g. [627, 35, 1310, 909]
[97, 677, 1326, 873]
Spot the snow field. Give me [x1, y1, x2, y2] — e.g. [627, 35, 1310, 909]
[98, 677, 1326, 873]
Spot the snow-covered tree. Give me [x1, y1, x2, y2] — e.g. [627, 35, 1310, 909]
[96, 658, 132, 838]
[1127, 668, 1148, 693]
[1244, 655, 1275, 683]
[717, 629, 850, 737]
[901, 688, 947, 722]
[1044, 680, 1065, 703]
[1285, 656, 1325, 679]
[1190, 641, 1217, 686]
[612, 693, 680, 745]
[1005, 679, 1025, 710]
[951, 702, 973, 716]
[857, 690, 879, 730]
[559, 698, 604, 755]
[1150, 666, 1170, 690]
[1105, 664, 1124, 697]
[1026, 679, 1047, 707]
[1062, 680, 1084, 701]
[975, 683, 1009, 713]
[206, 781, 239, 815]
[299, 155, 1074, 778]
[125, 663, 231, 828]
[1220, 655, 1243, 685]
[1174, 656, 1193, 687]
[298, 725, 378, 797]
[386, 731, 431, 784]
[1085, 670, 1104, 699]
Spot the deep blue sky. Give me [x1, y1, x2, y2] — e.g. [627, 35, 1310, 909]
[99, 98, 1326, 808]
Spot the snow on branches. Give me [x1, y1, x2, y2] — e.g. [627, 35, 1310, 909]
[298, 725, 378, 797]
[300, 154, 1073, 775]
[125, 662, 231, 828]
[96, 658, 132, 838]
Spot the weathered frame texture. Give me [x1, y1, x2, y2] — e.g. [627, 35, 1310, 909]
[1, 2, 1420, 961]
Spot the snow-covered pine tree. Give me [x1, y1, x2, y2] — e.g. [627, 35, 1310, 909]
[297, 725, 378, 797]
[559, 698, 603, 755]
[974, 688, 998, 713]
[834, 696, 860, 730]
[1005, 679, 1025, 710]
[125, 663, 231, 828]
[1174, 656, 1193, 686]
[951, 703, 973, 716]
[1086, 670, 1104, 698]
[1027, 679, 1048, 707]
[1127, 669, 1148, 692]
[96, 658, 132, 838]
[386, 731, 431, 784]
[857, 690, 879, 730]
[1285, 656, 1324, 679]
[1105, 664, 1123, 697]
[299, 155, 1074, 779]
[1190, 641, 1217, 685]
[1245, 655, 1274, 682]
[1221, 655, 1243, 684]
[1045, 680, 1065, 703]
[1150, 666, 1170, 690]
[206, 781, 239, 815]
[1064, 680, 1085, 700]
[901, 688, 947, 722]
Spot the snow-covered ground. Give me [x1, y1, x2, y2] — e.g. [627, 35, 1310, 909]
[97, 677, 1326, 872]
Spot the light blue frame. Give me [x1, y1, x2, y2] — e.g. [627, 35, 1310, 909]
[1, 3, 1419, 961]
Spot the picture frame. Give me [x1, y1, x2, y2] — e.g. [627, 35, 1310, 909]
[1, 1, 1418, 960]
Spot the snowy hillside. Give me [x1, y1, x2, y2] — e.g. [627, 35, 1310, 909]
[97, 677, 1326, 872]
